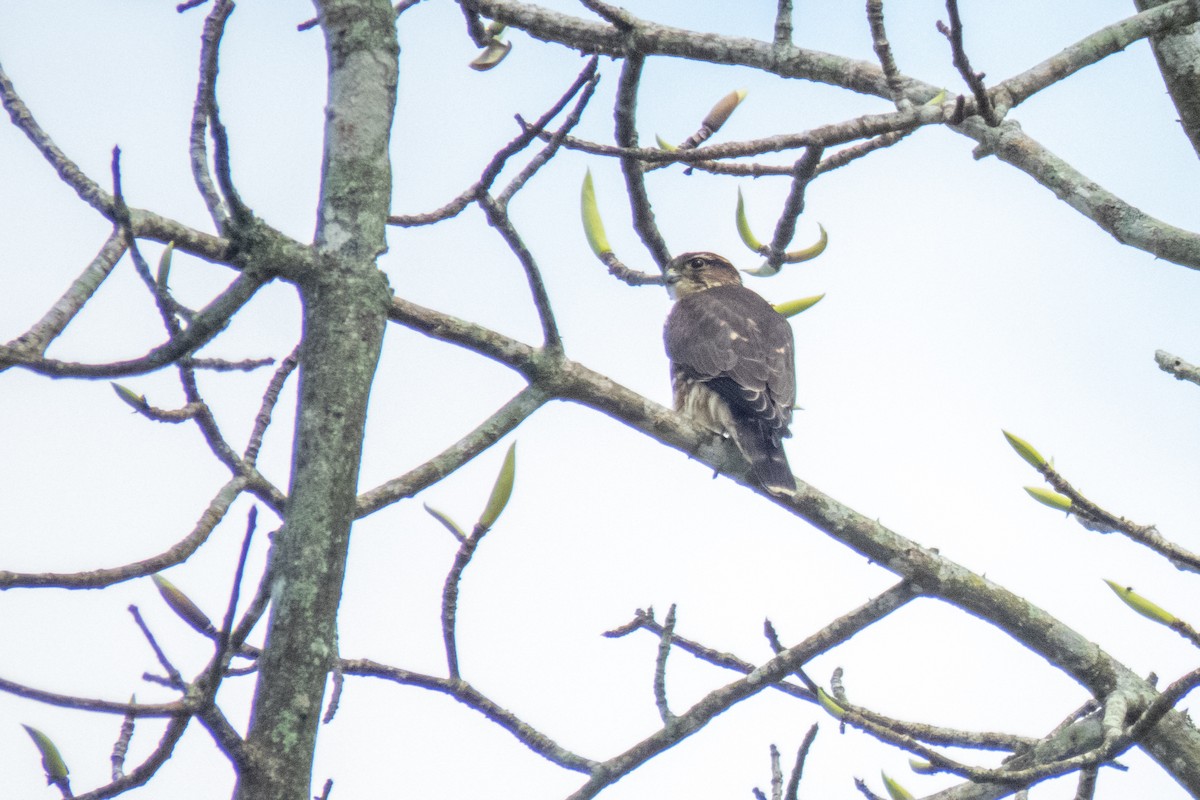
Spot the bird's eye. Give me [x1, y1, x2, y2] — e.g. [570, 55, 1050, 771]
[688, 257, 705, 270]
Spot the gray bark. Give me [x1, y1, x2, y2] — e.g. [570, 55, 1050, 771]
[1137, 0, 1200, 159]
[233, 1, 397, 798]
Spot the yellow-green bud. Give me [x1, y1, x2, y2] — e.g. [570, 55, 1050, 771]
[22, 725, 69, 784]
[1103, 579, 1179, 626]
[477, 442, 517, 530]
[152, 574, 216, 635]
[580, 170, 612, 257]
[773, 295, 825, 318]
[1024, 486, 1072, 512]
[1002, 430, 1048, 470]
[881, 771, 915, 800]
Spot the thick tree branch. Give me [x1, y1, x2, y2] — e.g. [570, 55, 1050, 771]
[468, 0, 1200, 270]
[235, 2, 397, 797]
[1135, 0, 1200, 160]
[388, 295, 1200, 795]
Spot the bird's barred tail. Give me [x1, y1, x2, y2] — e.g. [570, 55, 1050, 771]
[731, 420, 796, 495]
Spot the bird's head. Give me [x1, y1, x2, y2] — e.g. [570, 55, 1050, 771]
[663, 252, 743, 300]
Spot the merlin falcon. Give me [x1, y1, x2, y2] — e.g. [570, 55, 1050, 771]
[663, 252, 796, 494]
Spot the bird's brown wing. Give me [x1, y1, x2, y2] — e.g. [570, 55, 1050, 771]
[665, 283, 795, 444]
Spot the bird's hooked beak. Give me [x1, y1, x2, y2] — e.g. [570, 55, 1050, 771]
[663, 264, 682, 299]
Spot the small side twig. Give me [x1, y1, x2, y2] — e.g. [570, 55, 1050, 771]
[937, 0, 1001, 126]
[614, 54, 671, 269]
[773, 0, 793, 47]
[476, 195, 561, 352]
[653, 604, 677, 724]
[389, 57, 599, 226]
[190, 0, 235, 229]
[763, 145, 824, 272]
[109, 699, 138, 780]
[866, 0, 912, 110]
[6, 229, 128, 355]
[128, 606, 185, 690]
[1035, 460, 1200, 572]
[785, 724, 819, 800]
[441, 525, 489, 680]
[243, 344, 301, 465]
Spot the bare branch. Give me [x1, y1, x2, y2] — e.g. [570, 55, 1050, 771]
[497, 59, 600, 205]
[1031, 459, 1200, 573]
[615, 54, 671, 269]
[441, 520, 491, 680]
[937, 0, 1001, 125]
[1136, 0, 1200, 159]
[72, 717, 190, 800]
[189, 0, 234, 229]
[1156, 349, 1200, 386]
[244, 344, 301, 465]
[773, 0, 793, 47]
[0, 476, 246, 589]
[968, 118, 1200, 270]
[653, 604, 677, 724]
[6, 230, 128, 355]
[867, 0, 911, 110]
[356, 382, 547, 516]
[341, 659, 598, 772]
[0, 270, 270, 378]
[0, 61, 230, 259]
[785, 724, 819, 800]
[477, 195, 562, 351]
[389, 57, 599, 226]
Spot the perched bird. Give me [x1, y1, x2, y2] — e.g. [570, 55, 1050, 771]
[663, 252, 796, 494]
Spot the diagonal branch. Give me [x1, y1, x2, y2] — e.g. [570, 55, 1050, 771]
[0, 476, 247, 589]
[6, 229, 128, 355]
[615, 54, 671, 269]
[386, 294, 1200, 795]
[357, 384, 548, 515]
[190, 0, 235, 229]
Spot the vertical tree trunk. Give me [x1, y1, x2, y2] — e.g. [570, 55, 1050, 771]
[234, 2, 397, 798]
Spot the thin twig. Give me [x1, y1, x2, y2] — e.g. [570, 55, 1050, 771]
[477, 195, 561, 351]
[653, 605, 677, 724]
[0, 476, 247, 589]
[784, 724, 819, 800]
[765, 146, 824, 271]
[7, 230, 128, 355]
[388, 57, 599, 226]
[866, 0, 912, 110]
[441, 524, 488, 680]
[189, 0, 234, 229]
[0, 270, 270, 378]
[109, 700, 137, 780]
[767, 743, 783, 800]
[128, 606, 185, 689]
[531, 101, 948, 166]
[614, 54, 671, 269]
[1034, 461, 1200, 572]
[199, 1, 250, 227]
[357, 383, 548, 516]
[71, 717, 190, 800]
[937, 0, 1000, 125]
[243, 344, 301, 465]
[343, 659, 597, 772]
[497, 59, 600, 205]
